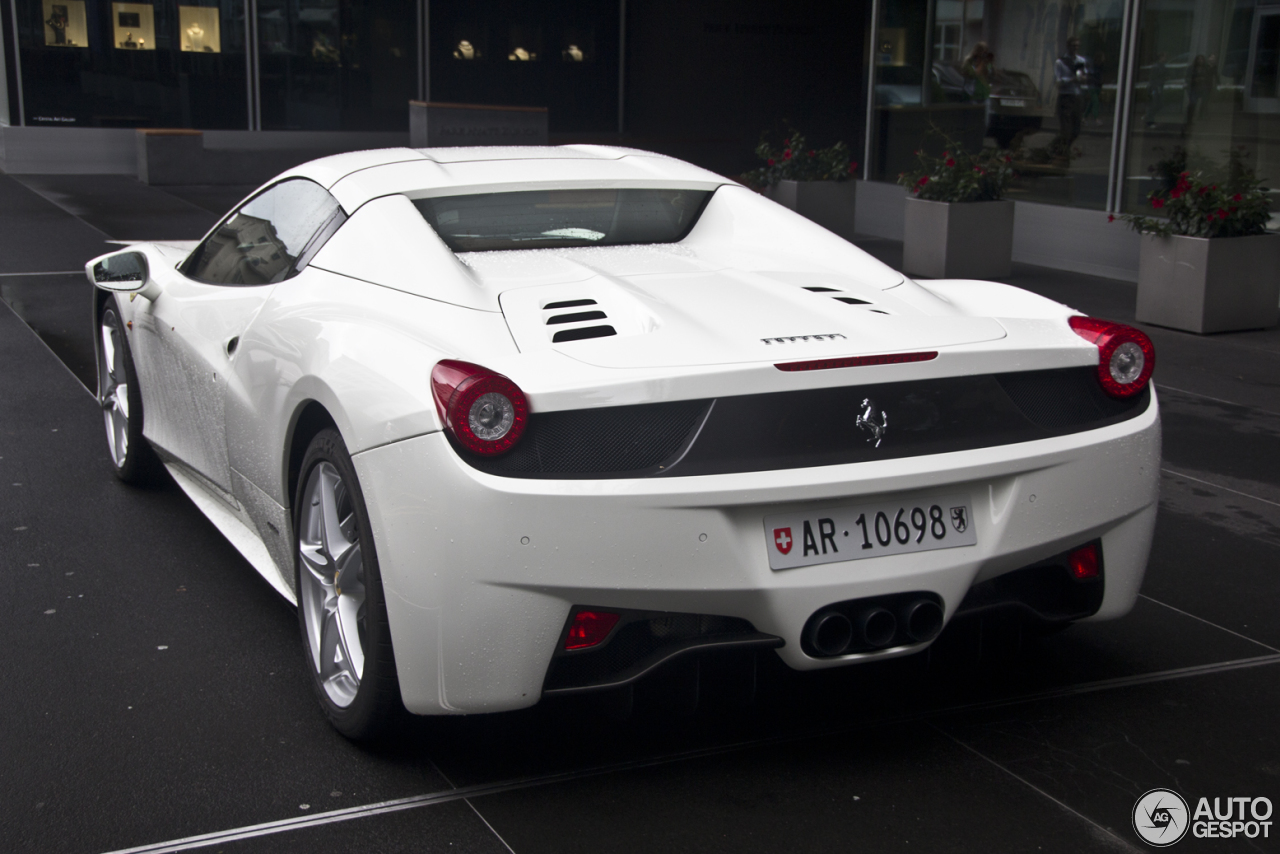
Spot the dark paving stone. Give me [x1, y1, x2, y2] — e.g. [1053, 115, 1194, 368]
[1141, 507, 1280, 650]
[0, 304, 450, 854]
[471, 724, 1127, 854]
[937, 665, 1280, 854]
[0, 273, 96, 390]
[1160, 388, 1280, 491]
[0, 175, 112, 274]
[12, 174, 220, 241]
[210, 800, 512, 854]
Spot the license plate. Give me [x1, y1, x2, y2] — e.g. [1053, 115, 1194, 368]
[765, 493, 977, 571]
[1001, 98, 1027, 108]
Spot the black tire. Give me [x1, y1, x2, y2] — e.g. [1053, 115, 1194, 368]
[97, 297, 162, 484]
[294, 428, 402, 740]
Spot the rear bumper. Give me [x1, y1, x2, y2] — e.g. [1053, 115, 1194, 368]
[354, 389, 1160, 715]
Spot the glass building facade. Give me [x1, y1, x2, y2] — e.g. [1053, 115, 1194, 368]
[1, 0, 1276, 224]
[867, 0, 1279, 218]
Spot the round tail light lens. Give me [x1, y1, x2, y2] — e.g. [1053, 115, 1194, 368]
[431, 360, 529, 456]
[1068, 316, 1155, 399]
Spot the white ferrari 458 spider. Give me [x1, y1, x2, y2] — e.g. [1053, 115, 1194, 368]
[88, 145, 1160, 738]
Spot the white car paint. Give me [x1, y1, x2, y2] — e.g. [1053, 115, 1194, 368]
[88, 145, 1161, 715]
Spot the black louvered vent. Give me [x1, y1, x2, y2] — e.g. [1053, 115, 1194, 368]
[547, 310, 608, 325]
[544, 300, 617, 343]
[804, 286, 839, 292]
[553, 325, 617, 343]
[835, 296, 871, 305]
[544, 299, 597, 310]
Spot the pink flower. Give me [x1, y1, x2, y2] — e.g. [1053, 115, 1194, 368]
[1108, 214, 1115, 222]
[1217, 209, 1228, 219]
[783, 139, 791, 147]
[849, 162, 859, 173]
[808, 150, 816, 157]
[945, 157, 956, 167]
[943, 151, 951, 158]
[917, 175, 930, 186]
[1151, 198, 1165, 209]
[767, 158, 775, 166]
[1233, 193, 1243, 202]
[783, 149, 792, 160]
[1170, 189, 1183, 199]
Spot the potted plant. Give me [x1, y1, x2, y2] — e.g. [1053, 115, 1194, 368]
[897, 137, 1015, 279]
[1119, 160, 1277, 334]
[744, 127, 859, 240]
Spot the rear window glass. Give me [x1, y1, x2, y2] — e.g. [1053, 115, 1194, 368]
[414, 188, 713, 252]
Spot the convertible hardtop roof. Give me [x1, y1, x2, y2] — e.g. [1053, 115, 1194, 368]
[277, 145, 732, 211]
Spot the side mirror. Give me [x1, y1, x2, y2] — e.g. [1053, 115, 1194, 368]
[87, 250, 162, 301]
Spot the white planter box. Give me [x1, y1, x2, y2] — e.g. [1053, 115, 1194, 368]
[1135, 233, 1280, 333]
[902, 197, 1014, 279]
[769, 180, 857, 241]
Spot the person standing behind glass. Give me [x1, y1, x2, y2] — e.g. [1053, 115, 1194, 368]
[1185, 54, 1215, 129]
[1084, 50, 1106, 125]
[1054, 37, 1088, 157]
[962, 42, 992, 102]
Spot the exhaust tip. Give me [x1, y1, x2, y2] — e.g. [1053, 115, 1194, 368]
[902, 599, 944, 643]
[856, 608, 898, 648]
[807, 611, 854, 656]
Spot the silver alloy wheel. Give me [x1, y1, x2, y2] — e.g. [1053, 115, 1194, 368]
[99, 309, 130, 468]
[298, 461, 367, 708]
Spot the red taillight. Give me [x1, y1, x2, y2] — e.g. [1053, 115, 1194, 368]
[564, 610, 620, 650]
[430, 360, 529, 456]
[1068, 315, 1155, 399]
[1067, 543, 1100, 580]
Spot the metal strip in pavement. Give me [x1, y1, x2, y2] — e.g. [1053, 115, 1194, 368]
[1162, 467, 1280, 511]
[99, 651, 1280, 854]
[0, 270, 85, 277]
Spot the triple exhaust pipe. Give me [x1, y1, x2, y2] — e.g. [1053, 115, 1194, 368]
[805, 595, 944, 657]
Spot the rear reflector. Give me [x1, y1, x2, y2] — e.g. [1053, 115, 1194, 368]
[564, 610, 621, 650]
[775, 351, 938, 372]
[1067, 543, 1100, 580]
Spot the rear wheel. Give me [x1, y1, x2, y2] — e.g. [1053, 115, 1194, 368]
[295, 429, 401, 739]
[97, 298, 161, 484]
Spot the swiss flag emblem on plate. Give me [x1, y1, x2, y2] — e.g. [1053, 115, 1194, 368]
[773, 527, 793, 555]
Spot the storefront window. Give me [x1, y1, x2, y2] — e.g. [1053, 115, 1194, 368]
[15, 0, 247, 128]
[256, 0, 417, 131]
[870, 0, 1125, 210]
[1121, 0, 1280, 226]
[430, 0, 618, 133]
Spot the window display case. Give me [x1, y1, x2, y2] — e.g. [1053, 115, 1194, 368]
[179, 6, 221, 53]
[111, 3, 156, 51]
[42, 0, 87, 48]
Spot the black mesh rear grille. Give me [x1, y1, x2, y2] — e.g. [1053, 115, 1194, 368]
[455, 367, 1150, 479]
[465, 398, 710, 477]
[997, 367, 1139, 429]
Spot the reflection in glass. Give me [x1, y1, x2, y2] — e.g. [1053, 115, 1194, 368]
[42, 0, 87, 47]
[871, 0, 1121, 210]
[1122, 0, 1280, 227]
[179, 6, 221, 53]
[562, 44, 584, 61]
[112, 3, 156, 50]
[453, 39, 480, 59]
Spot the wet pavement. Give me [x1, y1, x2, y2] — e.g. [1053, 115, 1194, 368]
[2, 172, 1278, 854]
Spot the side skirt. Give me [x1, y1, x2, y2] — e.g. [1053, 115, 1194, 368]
[165, 462, 297, 605]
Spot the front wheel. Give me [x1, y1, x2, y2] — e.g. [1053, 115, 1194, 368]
[295, 428, 402, 739]
[98, 298, 161, 484]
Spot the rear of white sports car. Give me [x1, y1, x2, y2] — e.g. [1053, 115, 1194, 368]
[326, 153, 1161, 717]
